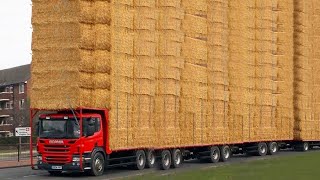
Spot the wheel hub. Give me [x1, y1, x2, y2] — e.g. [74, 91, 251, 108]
[95, 158, 103, 172]
[224, 149, 230, 159]
[212, 150, 219, 160]
[164, 154, 170, 166]
[175, 152, 181, 165]
[149, 153, 155, 165]
[138, 154, 144, 166]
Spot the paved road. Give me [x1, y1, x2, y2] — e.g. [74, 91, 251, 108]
[0, 151, 314, 180]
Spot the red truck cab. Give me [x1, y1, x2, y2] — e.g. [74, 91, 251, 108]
[32, 109, 109, 176]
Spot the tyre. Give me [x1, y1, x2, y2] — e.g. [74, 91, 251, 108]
[294, 142, 309, 152]
[160, 150, 172, 170]
[90, 152, 105, 176]
[135, 150, 146, 170]
[146, 150, 156, 168]
[220, 146, 231, 162]
[48, 171, 62, 176]
[171, 149, 183, 168]
[267, 142, 278, 155]
[209, 146, 220, 163]
[257, 142, 268, 156]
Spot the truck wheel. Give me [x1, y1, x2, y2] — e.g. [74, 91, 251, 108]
[220, 146, 231, 162]
[135, 150, 146, 170]
[294, 142, 309, 152]
[146, 150, 156, 168]
[267, 142, 278, 155]
[48, 171, 62, 176]
[257, 142, 268, 156]
[303, 142, 309, 151]
[209, 146, 220, 163]
[171, 149, 183, 168]
[160, 150, 172, 170]
[90, 152, 105, 176]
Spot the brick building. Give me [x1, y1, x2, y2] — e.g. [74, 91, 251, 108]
[0, 64, 30, 137]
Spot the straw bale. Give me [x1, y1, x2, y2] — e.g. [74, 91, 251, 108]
[158, 0, 181, 8]
[158, 40, 182, 56]
[134, 40, 156, 56]
[112, 4, 134, 29]
[180, 98, 207, 113]
[111, 53, 134, 77]
[208, 84, 228, 101]
[112, 29, 134, 54]
[182, 63, 207, 83]
[134, 0, 156, 7]
[110, 92, 134, 111]
[135, 66, 156, 79]
[95, 24, 111, 50]
[93, 89, 110, 108]
[207, 71, 228, 85]
[155, 95, 180, 112]
[183, 14, 207, 39]
[181, 82, 207, 99]
[207, 100, 228, 115]
[158, 17, 182, 31]
[159, 66, 181, 80]
[134, 79, 156, 95]
[111, 76, 134, 94]
[182, 37, 207, 63]
[158, 79, 181, 96]
[158, 30, 184, 43]
[182, 0, 207, 17]
[132, 95, 154, 112]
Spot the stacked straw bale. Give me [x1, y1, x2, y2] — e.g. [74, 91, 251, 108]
[180, 0, 208, 146]
[207, 0, 230, 145]
[31, 0, 111, 109]
[293, 0, 320, 141]
[228, 0, 251, 144]
[155, 0, 184, 147]
[274, 0, 294, 141]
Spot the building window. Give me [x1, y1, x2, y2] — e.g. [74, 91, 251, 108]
[4, 86, 13, 93]
[19, 83, 25, 94]
[5, 101, 13, 109]
[19, 99, 25, 109]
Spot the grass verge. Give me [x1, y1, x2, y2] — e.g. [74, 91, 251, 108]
[130, 152, 320, 180]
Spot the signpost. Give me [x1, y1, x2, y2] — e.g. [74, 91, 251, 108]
[15, 127, 31, 162]
[15, 127, 31, 137]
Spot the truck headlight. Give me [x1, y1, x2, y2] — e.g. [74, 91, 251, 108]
[72, 156, 84, 162]
[37, 155, 42, 161]
[72, 157, 80, 162]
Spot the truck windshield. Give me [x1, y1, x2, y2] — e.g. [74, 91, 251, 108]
[39, 119, 80, 139]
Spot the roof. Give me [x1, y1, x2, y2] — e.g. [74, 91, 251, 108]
[0, 64, 31, 87]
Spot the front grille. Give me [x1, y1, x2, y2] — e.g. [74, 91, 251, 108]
[44, 145, 70, 153]
[43, 145, 71, 164]
[45, 155, 69, 164]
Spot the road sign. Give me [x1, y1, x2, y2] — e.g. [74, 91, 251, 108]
[15, 127, 31, 137]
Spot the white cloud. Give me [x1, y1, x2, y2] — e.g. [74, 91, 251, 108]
[0, 0, 32, 70]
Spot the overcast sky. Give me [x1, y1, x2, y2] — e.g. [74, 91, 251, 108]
[0, 0, 32, 70]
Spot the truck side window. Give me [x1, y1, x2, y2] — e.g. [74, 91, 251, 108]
[95, 118, 101, 132]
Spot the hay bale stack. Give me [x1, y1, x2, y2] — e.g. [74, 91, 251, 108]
[31, 0, 111, 110]
[155, 0, 183, 147]
[293, 0, 320, 141]
[180, 0, 208, 146]
[274, 0, 294, 141]
[228, 0, 249, 144]
[207, 0, 230, 145]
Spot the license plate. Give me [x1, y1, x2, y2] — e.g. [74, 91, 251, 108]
[52, 166, 62, 170]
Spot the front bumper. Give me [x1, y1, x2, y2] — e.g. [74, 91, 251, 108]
[37, 162, 84, 172]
